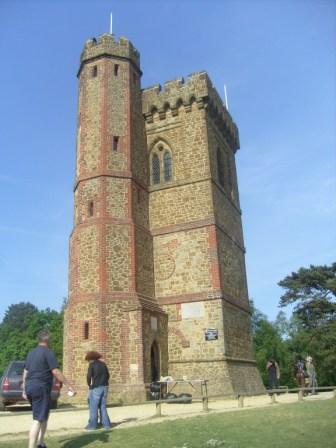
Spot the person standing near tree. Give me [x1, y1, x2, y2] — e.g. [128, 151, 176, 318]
[294, 356, 306, 393]
[266, 359, 280, 391]
[306, 356, 318, 394]
[22, 330, 76, 448]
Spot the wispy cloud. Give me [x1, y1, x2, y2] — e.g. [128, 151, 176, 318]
[0, 225, 65, 239]
[0, 174, 19, 185]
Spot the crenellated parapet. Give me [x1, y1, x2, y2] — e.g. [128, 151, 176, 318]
[142, 72, 240, 151]
[78, 33, 141, 75]
[142, 72, 209, 117]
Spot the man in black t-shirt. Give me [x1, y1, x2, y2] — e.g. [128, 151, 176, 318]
[23, 330, 76, 448]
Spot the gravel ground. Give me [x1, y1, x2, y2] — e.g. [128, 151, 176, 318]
[0, 391, 333, 443]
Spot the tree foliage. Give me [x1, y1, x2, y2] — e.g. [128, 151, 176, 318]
[279, 263, 336, 329]
[2, 302, 38, 332]
[252, 264, 336, 388]
[0, 303, 63, 375]
[251, 302, 296, 387]
[278, 263, 336, 386]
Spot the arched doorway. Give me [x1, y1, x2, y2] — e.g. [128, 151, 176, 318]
[150, 341, 160, 382]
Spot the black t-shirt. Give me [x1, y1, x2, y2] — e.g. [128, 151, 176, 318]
[268, 363, 277, 377]
[25, 345, 58, 388]
[87, 360, 110, 389]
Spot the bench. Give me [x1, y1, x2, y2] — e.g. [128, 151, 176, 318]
[153, 395, 209, 417]
[150, 379, 209, 417]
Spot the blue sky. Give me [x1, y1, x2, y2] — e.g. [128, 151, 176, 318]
[0, 0, 335, 322]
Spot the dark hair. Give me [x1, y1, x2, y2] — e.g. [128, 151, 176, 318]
[85, 351, 102, 361]
[37, 330, 50, 343]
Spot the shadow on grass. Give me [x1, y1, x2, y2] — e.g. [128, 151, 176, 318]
[60, 432, 111, 448]
[111, 417, 137, 428]
[59, 419, 137, 448]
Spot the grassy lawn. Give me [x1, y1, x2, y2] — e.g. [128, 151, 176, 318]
[2, 399, 336, 448]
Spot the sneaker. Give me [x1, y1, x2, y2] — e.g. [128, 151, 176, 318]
[37, 445, 47, 448]
[85, 426, 98, 431]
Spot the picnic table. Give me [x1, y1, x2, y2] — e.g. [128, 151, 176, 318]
[153, 379, 209, 416]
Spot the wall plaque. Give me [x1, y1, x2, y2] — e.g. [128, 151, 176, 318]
[130, 364, 138, 372]
[181, 302, 205, 319]
[205, 328, 218, 341]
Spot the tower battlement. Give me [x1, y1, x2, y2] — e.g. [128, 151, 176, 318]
[142, 72, 239, 151]
[79, 33, 140, 70]
[142, 72, 209, 112]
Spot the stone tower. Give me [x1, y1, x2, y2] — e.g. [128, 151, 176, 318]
[63, 34, 168, 402]
[143, 73, 263, 396]
[64, 33, 263, 402]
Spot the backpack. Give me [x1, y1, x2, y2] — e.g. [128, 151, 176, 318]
[294, 360, 305, 374]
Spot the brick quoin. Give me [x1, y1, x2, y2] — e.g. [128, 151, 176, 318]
[63, 33, 264, 403]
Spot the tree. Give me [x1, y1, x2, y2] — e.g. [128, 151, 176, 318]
[279, 263, 336, 329]
[278, 263, 336, 386]
[250, 301, 295, 387]
[249, 299, 267, 333]
[2, 302, 38, 332]
[0, 303, 63, 375]
[274, 311, 290, 339]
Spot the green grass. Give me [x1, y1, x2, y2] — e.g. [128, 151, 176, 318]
[2, 399, 336, 448]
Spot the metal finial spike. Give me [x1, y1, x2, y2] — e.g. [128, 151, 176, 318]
[224, 84, 229, 110]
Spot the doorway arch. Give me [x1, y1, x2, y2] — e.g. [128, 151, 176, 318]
[150, 340, 160, 382]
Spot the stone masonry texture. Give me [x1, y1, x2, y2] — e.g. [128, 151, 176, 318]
[63, 33, 264, 404]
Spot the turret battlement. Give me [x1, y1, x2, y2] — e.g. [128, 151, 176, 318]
[142, 72, 209, 112]
[142, 72, 239, 151]
[79, 33, 140, 70]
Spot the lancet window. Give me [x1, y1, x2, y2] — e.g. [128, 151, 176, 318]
[150, 141, 173, 186]
[164, 152, 172, 182]
[152, 153, 160, 185]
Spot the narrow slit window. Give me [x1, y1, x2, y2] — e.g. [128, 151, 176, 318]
[84, 322, 89, 340]
[113, 136, 119, 152]
[114, 64, 119, 76]
[164, 151, 172, 182]
[227, 155, 233, 195]
[88, 201, 94, 217]
[92, 66, 98, 77]
[152, 154, 160, 185]
[133, 72, 137, 84]
[217, 148, 225, 187]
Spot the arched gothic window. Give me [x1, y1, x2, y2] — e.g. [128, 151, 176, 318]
[164, 151, 172, 182]
[150, 141, 173, 185]
[152, 154, 160, 185]
[217, 148, 225, 187]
